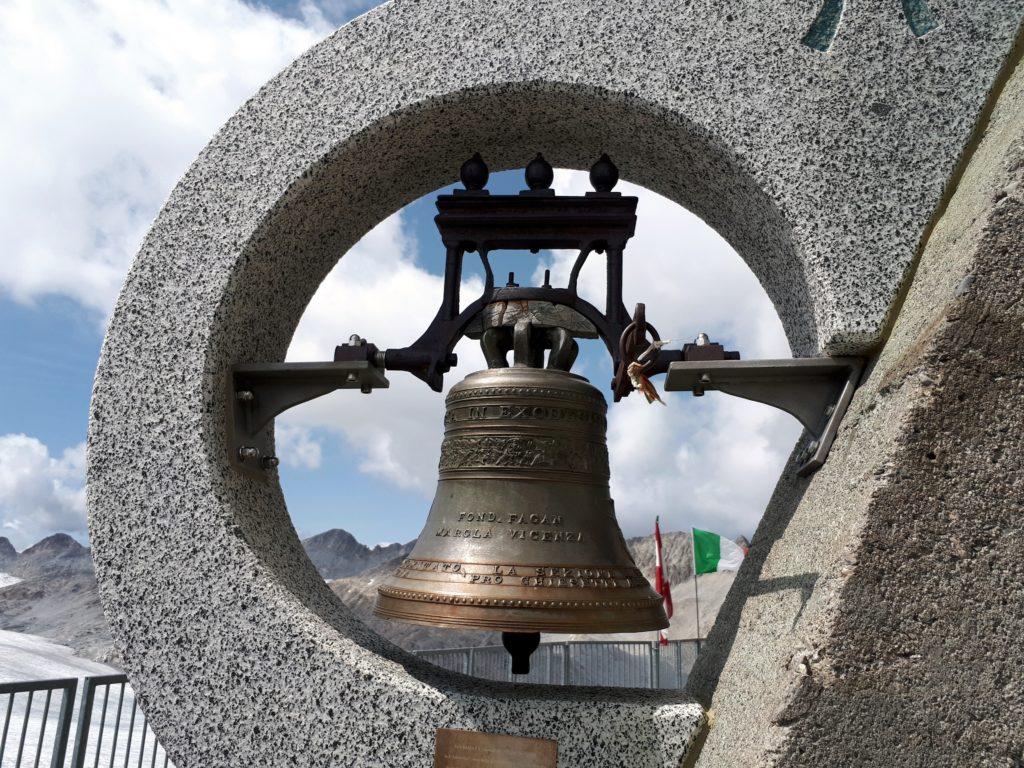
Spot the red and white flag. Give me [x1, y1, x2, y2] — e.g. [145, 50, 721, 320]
[654, 516, 673, 646]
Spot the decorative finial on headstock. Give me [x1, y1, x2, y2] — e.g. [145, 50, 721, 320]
[459, 152, 489, 194]
[522, 153, 554, 196]
[589, 153, 620, 194]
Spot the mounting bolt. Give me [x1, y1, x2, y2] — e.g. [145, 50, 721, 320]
[261, 456, 280, 469]
[235, 390, 255, 403]
[695, 332, 710, 346]
[824, 403, 836, 418]
[238, 446, 260, 461]
[348, 334, 365, 346]
[346, 372, 358, 383]
[693, 373, 711, 397]
[802, 440, 820, 460]
[361, 383, 373, 394]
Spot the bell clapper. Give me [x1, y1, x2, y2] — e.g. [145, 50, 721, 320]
[502, 632, 541, 675]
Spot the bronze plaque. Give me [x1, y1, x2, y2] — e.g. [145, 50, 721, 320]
[434, 728, 557, 768]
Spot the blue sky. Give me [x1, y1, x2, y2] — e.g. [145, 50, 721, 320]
[0, 0, 800, 551]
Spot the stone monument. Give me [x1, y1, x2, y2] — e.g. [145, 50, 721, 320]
[87, 1, 1024, 766]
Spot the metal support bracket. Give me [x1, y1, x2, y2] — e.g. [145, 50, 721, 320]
[229, 360, 389, 477]
[664, 357, 864, 476]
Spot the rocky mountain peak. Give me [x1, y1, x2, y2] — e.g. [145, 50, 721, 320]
[626, 530, 696, 582]
[10, 534, 92, 580]
[20, 533, 87, 557]
[305, 528, 361, 552]
[302, 528, 415, 580]
[0, 537, 17, 566]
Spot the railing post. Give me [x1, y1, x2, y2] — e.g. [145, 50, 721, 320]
[14, 689, 33, 767]
[50, 679, 78, 768]
[650, 642, 661, 688]
[675, 641, 684, 690]
[467, 648, 475, 677]
[0, 691, 12, 765]
[69, 677, 97, 768]
[563, 642, 571, 685]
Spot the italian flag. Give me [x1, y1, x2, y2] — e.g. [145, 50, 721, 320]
[692, 528, 747, 574]
[654, 517, 673, 646]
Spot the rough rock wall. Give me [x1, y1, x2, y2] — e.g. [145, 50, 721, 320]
[690, 44, 1024, 768]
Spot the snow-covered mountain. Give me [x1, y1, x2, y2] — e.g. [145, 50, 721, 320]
[0, 534, 111, 663]
[0, 573, 20, 589]
[0, 628, 117, 683]
[0, 630, 173, 766]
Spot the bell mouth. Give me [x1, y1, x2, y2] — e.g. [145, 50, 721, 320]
[374, 584, 669, 634]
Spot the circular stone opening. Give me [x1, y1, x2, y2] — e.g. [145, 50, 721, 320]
[276, 165, 801, 683]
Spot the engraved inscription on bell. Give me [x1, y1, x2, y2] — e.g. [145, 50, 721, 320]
[438, 434, 609, 477]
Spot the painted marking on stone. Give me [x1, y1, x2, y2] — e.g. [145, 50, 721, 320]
[802, 0, 939, 52]
[902, 0, 939, 37]
[802, 0, 844, 52]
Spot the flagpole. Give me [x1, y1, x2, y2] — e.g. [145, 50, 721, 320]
[691, 528, 702, 650]
[654, 516, 659, 648]
[654, 516, 672, 648]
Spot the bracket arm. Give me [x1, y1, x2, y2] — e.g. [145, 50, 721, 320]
[664, 357, 864, 476]
[229, 360, 389, 477]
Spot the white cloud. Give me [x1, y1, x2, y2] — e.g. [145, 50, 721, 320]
[541, 170, 791, 360]
[528, 171, 803, 538]
[0, 0, 330, 317]
[283, 212, 486, 494]
[275, 424, 323, 470]
[0, 435, 87, 550]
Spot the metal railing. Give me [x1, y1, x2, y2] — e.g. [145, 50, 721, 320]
[0, 678, 77, 768]
[4, 641, 699, 766]
[416, 639, 701, 689]
[0, 676, 172, 768]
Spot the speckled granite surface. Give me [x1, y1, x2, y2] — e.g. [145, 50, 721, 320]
[88, 1, 1022, 766]
[689, 45, 1024, 767]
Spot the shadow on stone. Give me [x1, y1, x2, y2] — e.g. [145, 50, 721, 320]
[686, 444, 815, 707]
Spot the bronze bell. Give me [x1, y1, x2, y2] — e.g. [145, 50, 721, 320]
[375, 315, 668, 665]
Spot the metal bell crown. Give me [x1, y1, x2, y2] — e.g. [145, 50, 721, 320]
[375, 327, 668, 636]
